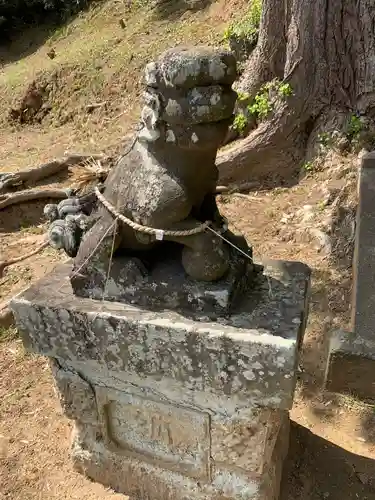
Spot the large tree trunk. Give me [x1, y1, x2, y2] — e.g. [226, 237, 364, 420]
[218, 0, 375, 183]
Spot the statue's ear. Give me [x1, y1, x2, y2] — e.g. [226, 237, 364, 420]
[142, 90, 161, 130]
[139, 90, 162, 142]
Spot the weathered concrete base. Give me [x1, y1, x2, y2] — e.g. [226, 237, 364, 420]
[52, 358, 290, 500]
[11, 259, 310, 500]
[71, 425, 289, 500]
[325, 329, 375, 400]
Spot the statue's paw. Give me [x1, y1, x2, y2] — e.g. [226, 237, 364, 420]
[57, 197, 84, 219]
[44, 203, 59, 222]
[65, 213, 92, 231]
[48, 219, 82, 258]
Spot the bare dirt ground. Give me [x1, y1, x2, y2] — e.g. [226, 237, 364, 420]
[1, 1, 375, 499]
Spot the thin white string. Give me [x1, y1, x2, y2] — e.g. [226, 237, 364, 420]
[206, 226, 253, 262]
[206, 226, 273, 298]
[58, 219, 118, 293]
[101, 218, 118, 304]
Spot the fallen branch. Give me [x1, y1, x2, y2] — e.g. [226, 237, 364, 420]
[0, 239, 49, 278]
[0, 154, 107, 194]
[0, 188, 69, 210]
[215, 181, 259, 194]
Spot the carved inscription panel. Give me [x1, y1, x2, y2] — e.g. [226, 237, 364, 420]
[95, 388, 211, 481]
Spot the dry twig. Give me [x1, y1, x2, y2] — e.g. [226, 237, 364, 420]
[86, 102, 107, 112]
[0, 154, 107, 194]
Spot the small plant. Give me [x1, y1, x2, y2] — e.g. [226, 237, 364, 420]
[246, 79, 293, 121]
[317, 200, 326, 211]
[317, 132, 333, 148]
[223, 0, 262, 43]
[236, 91, 250, 102]
[301, 161, 314, 173]
[233, 113, 248, 133]
[248, 91, 272, 119]
[347, 113, 363, 140]
[278, 83, 293, 97]
[223, 0, 262, 62]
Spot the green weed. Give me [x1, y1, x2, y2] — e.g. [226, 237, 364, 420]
[247, 79, 293, 121]
[223, 0, 262, 45]
[301, 161, 314, 173]
[233, 113, 248, 133]
[347, 114, 363, 140]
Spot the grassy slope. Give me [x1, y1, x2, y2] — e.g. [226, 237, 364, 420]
[0, 0, 248, 171]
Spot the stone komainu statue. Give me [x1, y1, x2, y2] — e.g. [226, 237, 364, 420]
[46, 46, 257, 309]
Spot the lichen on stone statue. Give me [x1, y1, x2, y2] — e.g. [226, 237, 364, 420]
[46, 46, 260, 315]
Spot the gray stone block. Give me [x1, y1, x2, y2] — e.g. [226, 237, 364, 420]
[325, 152, 375, 400]
[162, 86, 237, 125]
[11, 259, 310, 410]
[325, 329, 375, 399]
[351, 151, 375, 343]
[60, 353, 290, 500]
[10, 258, 310, 500]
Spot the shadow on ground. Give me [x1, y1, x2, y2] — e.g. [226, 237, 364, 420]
[297, 266, 352, 397]
[0, 22, 57, 66]
[0, 4, 92, 66]
[281, 422, 375, 500]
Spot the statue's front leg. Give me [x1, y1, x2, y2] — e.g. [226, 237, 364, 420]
[164, 218, 230, 282]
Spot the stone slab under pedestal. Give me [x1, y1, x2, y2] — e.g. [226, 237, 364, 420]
[11, 258, 310, 500]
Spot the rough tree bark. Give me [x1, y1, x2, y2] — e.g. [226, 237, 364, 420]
[217, 0, 375, 183]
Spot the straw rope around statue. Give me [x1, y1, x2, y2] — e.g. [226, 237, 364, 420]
[94, 187, 255, 264]
[94, 187, 212, 240]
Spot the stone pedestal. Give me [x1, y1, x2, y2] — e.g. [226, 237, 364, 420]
[11, 259, 310, 500]
[326, 152, 375, 400]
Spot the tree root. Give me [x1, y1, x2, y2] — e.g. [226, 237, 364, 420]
[231, 193, 264, 202]
[0, 188, 70, 210]
[217, 105, 307, 183]
[0, 154, 108, 194]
